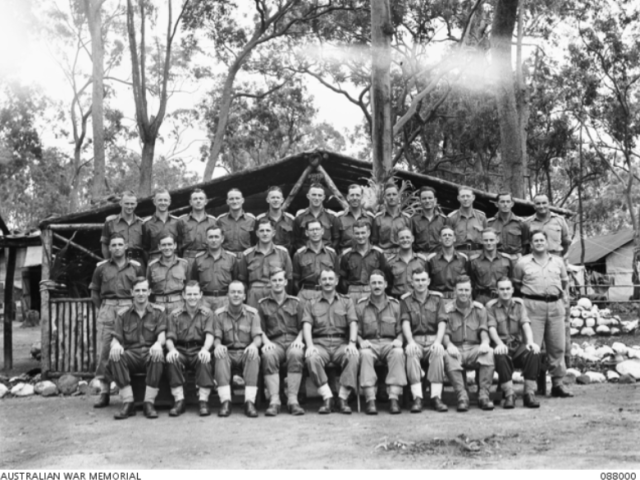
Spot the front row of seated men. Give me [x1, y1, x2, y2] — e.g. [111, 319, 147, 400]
[101, 265, 543, 420]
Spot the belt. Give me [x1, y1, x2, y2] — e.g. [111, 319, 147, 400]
[183, 249, 205, 258]
[414, 334, 437, 343]
[316, 334, 346, 340]
[103, 299, 133, 306]
[203, 289, 228, 297]
[301, 283, 322, 290]
[522, 293, 563, 302]
[348, 285, 371, 292]
[178, 341, 203, 349]
[155, 293, 182, 302]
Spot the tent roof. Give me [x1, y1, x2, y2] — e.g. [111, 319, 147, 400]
[567, 229, 634, 265]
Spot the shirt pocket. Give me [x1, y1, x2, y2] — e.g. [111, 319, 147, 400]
[238, 323, 252, 344]
[332, 305, 348, 328]
[380, 315, 397, 337]
[142, 319, 158, 344]
[123, 321, 138, 342]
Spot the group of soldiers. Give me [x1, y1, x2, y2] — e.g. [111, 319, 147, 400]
[89, 181, 574, 420]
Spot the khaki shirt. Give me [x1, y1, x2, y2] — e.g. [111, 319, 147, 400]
[142, 213, 181, 257]
[356, 295, 401, 340]
[399, 291, 445, 336]
[101, 214, 144, 250]
[302, 293, 357, 338]
[239, 244, 292, 285]
[258, 294, 303, 339]
[218, 210, 256, 253]
[166, 305, 215, 345]
[441, 300, 488, 346]
[468, 251, 513, 292]
[256, 211, 295, 251]
[426, 250, 469, 293]
[513, 254, 568, 297]
[411, 210, 449, 253]
[177, 212, 218, 255]
[335, 209, 375, 251]
[188, 250, 239, 293]
[111, 303, 167, 350]
[524, 213, 570, 254]
[213, 304, 262, 350]
[292, 244, 338, 290]
[388, 252, 427, 297]
[292, 208, 340, 251]
[339, 246, 389, 287]
[89, 258, 144, 299]
[486, 298, 529, 344]
[448, 209, 487, 247]
[487, 212, 529, 255]
[371, 208, 413, 250]
[146, 256, 189, 295]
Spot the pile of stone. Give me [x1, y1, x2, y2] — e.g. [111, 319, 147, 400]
[0, 372, 104, 399]
[569, 297, 639, 337]
[568, 341, 640, 385]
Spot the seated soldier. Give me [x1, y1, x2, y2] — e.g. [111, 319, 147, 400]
[213, 281, 262, 418]
[106, 277, 166, 420]
[486, 277, 541, 409]
[356, 270, 407, 415]
[259, 268, 306, 416]
[442, 275, 495, 412]
[165, 281, 215, 417]
[303, 269, 360, 414]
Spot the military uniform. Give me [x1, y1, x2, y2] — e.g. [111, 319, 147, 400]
[356, 295, 407, 401]
[486, 298, 540, 395]
[258, 294, 305, 406]
[302, 294, 359, 394]
[238, 244, 293, 308]
[411, 209, 449, 254]
[188, 250, 239, 311]
[441, 300, 495, 404]
[335, 209, 375, 253]
[165, 304, 215, 393]
[177, 212, 218, 262]
[425, 250, 469, 298]
[487, 213, 529, 258]
[448, 209, 487, 254]
[292, 244, 338, 304]
[142, 213, 181, 262]
[468, 251, 513, 304]
[256, 211, 295, 252]
[101, 214, 145, 267]
[524, 213, 570, 255]
[387, 251, 427, 298]
[292, 207, 340, 251]
[89, 258, 144, 381]
[338, 246, 389, 303]
[106, 303, 167, 391]
[217, 210, 256, 253]
[371, 208, 413, 258]
[146, 256, 189, 311]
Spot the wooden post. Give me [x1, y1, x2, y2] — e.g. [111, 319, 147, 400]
[3, 246, 16, 370]
[282, 166, 314, 212]
[371, 0, 393, 183]
[48, 224, 103, 231]
[317, 166, 349, 210]
[40, 228, 52, 377]
[52, 232, 102, 261]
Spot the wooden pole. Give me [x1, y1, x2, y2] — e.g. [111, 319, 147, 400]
[48, 224, 103, 231]
[40, 228, 52, 377]
[52, 232, 102, 261]
[316, 165, 349, 210]
[3, 246, 16, 370]
[282, 166, 314, 212]
[371, 0, 393, 183]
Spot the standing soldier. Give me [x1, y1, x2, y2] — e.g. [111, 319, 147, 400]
[387, 227, 427, 299]
[412, 187, 449, 254]
[213, 281, 263, 418]
[91, 233, 144, 409]
[487, 192, 529, 259]
[259, 268, 306, 417]
[142, 188, 180, 263]
[426, 226, 469, 299]
[146, 233, 188, 312]
[356, 270, 407, 415]
[292, 219, 339, 305]
[292, 183, 340, 251]
[335, 184, 374, 254]
[106, 277, 166, 420]
[338, 219, 389, 303]
[524, 194, 571, 256]
[468, 228, 514, 305]
[101, 190, 145, 269]
[302, 269, 360, 414]
[256, 186, 295, 252]
[442, 275, 496, 412]
[401, 268, 449, 413]
[189, 226, 240, 311]
[448, 186, 487, 257]
[239, 218, 293, 308]
[371, 183, 412, 259]
[218, 189, 256, 253]
[177, 189, 218, 266]
[486, 277, 541, 409]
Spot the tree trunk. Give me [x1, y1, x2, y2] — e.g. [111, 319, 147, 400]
[69, 147, 83, 213]
[491, 0, 524, 197]
[139, 140, 155, 196]
[515, 0, 529, 194]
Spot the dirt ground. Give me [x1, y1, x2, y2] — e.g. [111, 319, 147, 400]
[2, 324, 640, 470]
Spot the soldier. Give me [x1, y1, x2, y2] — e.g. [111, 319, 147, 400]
[256, 186, 295, 252]
[238, 218, 293, 308]
[442, 275, 496, 412]
[524, 194, 571, 256]
[292, 183, 340, 251]
[387, 227, 427, 299]
[448, 186, 487, 257]
[486, 277, 541, 409]
[356, 270, 407, 415]
[412, 186, 449, 254]
[335, 184, 375, 253]
[401, 268, 449, 413]
[513, 230, 573, 398]
[213, 281, 263, 418]
[487, 192, 529, 259]
[292, 218, 339, 305]
[146, 233, 188, 312]
[142, 188, 180, 263]
[106, 277, 166, 420]
[165, 281, 215, 417]
[177, 188, 218, 265]
[188, 226, 240, 311]
[302, 269, 360, 414]
[426, 226, 469, 299]
[217, 188, 256, 253]
[371, 183, 413, 259]
[90, 233, 144, 409]
[101, 190, 145, 269]
[468, 228, 514, 305]
[339, 219, 390, 303]
[259, 268, 306, 416]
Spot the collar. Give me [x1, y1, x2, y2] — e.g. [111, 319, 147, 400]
[306, 242, 328, 254]
[366, 294, 390, 309]
[158, 255, 179, 267]
[115, 213, 141, 224]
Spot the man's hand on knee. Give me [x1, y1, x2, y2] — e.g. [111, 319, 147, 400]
[109, 344, 124, 362]
[166, 349, 180, 364]
[214, 345, 228, 359]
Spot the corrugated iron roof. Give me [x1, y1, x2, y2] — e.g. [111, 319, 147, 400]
[567, 229, 634, 265]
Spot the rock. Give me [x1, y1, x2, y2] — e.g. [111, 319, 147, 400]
[30, 342, 42, 361]
[612, 342, 628, 355]
[628, 349, 640, 360]
[616, 359, 640, 379]
[606, 370, 620, 382]
[0, 383, 8, 398]
[570, 328, 580, 336]
[596, 345, 614, 358]
[576, 374, 591, 385]
[10, 374, 30, 384]
[619, 374, 637, 384]
[31, 373, 42, 384]
[570, 318, 584, 329]
[566, 368, 581, 378]
[596, 325, 611, 335]
[611, 327, 621, 335]
[585, 318, 597, 328]
[89, 378, 102, 395]
[585, 371, 606, 383]
[57, 374, 80, 395]
[12, 383, 35, 396]
[512, 371, 524, 384]
[42, 384, 59, 397]
[77, 381, 89, 395]
[34, 380, 57, 395]
[580, 327, 596, 337]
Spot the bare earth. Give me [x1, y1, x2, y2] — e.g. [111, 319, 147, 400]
[1, 326, 640, 470]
